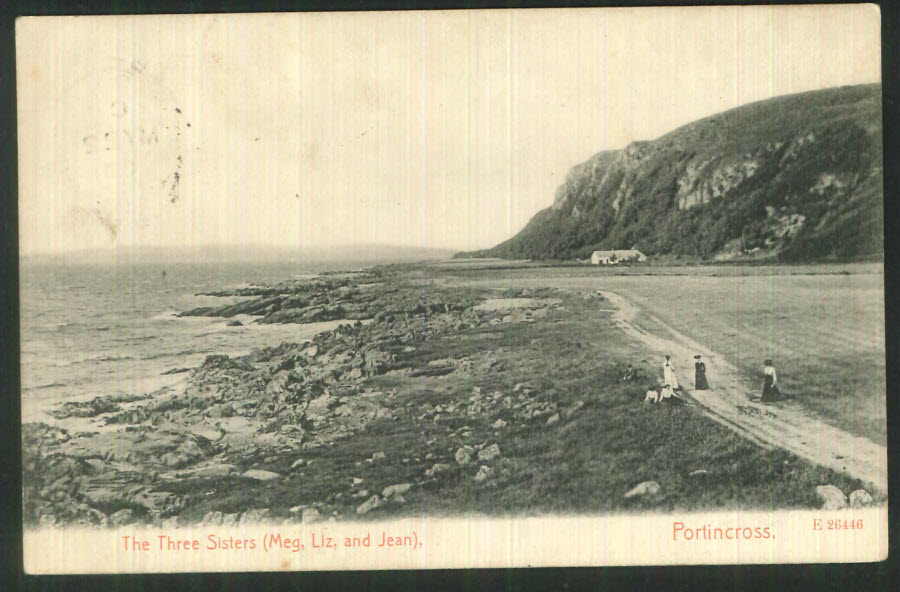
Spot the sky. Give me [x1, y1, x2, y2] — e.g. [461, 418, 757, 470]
[16, 5, 881, 255]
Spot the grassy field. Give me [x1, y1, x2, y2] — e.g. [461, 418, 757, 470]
[442, 262, 886, 445]
[168, 282, 874, 521]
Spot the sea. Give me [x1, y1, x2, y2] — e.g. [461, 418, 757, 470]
[19, 260, 367, 424]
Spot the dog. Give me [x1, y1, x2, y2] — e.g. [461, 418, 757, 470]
[644, 385, 662, 404]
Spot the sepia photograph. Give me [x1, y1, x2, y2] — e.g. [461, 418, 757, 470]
[16, 5, 886, 573]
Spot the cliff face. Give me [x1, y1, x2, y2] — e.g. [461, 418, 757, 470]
[462, 84, 883, 261]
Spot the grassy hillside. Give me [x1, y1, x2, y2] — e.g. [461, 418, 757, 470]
[462, 84, 882, 262]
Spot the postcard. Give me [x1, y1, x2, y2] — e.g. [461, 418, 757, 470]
[17, 5, 886, 573]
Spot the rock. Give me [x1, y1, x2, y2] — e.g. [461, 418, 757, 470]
[624, 481, 661, 499]
[208, 402, 234, 418]
[82, 458, 109, 473]
[564, 400, 585, 418]
[455, 447, 473, 466]
[425, 463, 450, 477]
[477, 444, 500, 462]
[266, 370, 297, 396]
[301, 508, 321, 524]
[474, 465, 492, 483]
[109, 509, 138, 527]
[49, 397, 121, 419]
[192, 463, 237, 478]
[306, 393, 334, 419]
[689, 469, 709, 477]
[186, 426, 225, 442]
[546, 413, 560, 426]
[356, 495, 382, 515]
[131, 491, 182, 518]
[239, 509, 271, 525]
[305, 346, 319, 358]
[849, 489, 874, 508]
[382, 483, 412, 498]
[160, 516, 180, 529]
[370, 451, 386, 462]
[202, 511, 225, 526]
[291, 458, 307, 469]
[241, 469, 283, 481]
[492, 419, 507, 429]
[47, 504, 108, 528]
[815, 485, 848, 510]
[226, 319, 243, 327]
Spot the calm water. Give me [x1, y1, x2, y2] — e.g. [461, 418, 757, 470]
[19, 260, 359, 423]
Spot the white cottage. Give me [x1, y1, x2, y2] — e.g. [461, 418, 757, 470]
[590, 249, 647, 265]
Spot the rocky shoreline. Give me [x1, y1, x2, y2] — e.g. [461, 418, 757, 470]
[23, 266, 575, 528]
[24, 264, 879, 528]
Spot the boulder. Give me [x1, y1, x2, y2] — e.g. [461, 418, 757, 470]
[109, 509, 139, 527]
[546, 413, 560, 426]
[689, 469, 709, 477]
[192, 463, 237, 478]
[41, 503, 108, 528]
[208, 402, 235, 418]
[356, 495, 382, 515]
[370, 451, 386, 463]
[624, 481, 661, 499]
[131, 491, 182, 518]
[474, 465, 492, 483]
[382, 483, 412, 498]
[306, 393, 334, 420]
[239, 509, 271, 525]
[226, 319, 243, 327]
[564, 400, 585, 418]
[815, 485, 848, 510]
[201, 511, 224, 526]
[849, 489, 874, 508]
[82, 458, 110, 474]
[266, 370, 297, 396]
[301, 508, 321, 524]
[455, 447, 473, 466]
[477, 444, 501, 462]
[492, 419, 507, 429]
[242, 469, 283, 481]
[425, 463, 451, 477]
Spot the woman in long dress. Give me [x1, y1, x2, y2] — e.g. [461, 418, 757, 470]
[693, 355, 709, 390]
[760, 359, 783, 402]
[663, 356, 679, 391]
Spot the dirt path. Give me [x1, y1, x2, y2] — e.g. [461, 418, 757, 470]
[601, 291, 887, 493]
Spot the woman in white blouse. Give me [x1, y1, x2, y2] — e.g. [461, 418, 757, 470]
[663, 355, 679, 391]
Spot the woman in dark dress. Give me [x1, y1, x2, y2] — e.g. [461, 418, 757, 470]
[693, 355, 709, 390]
[760, 359, 783, 402]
